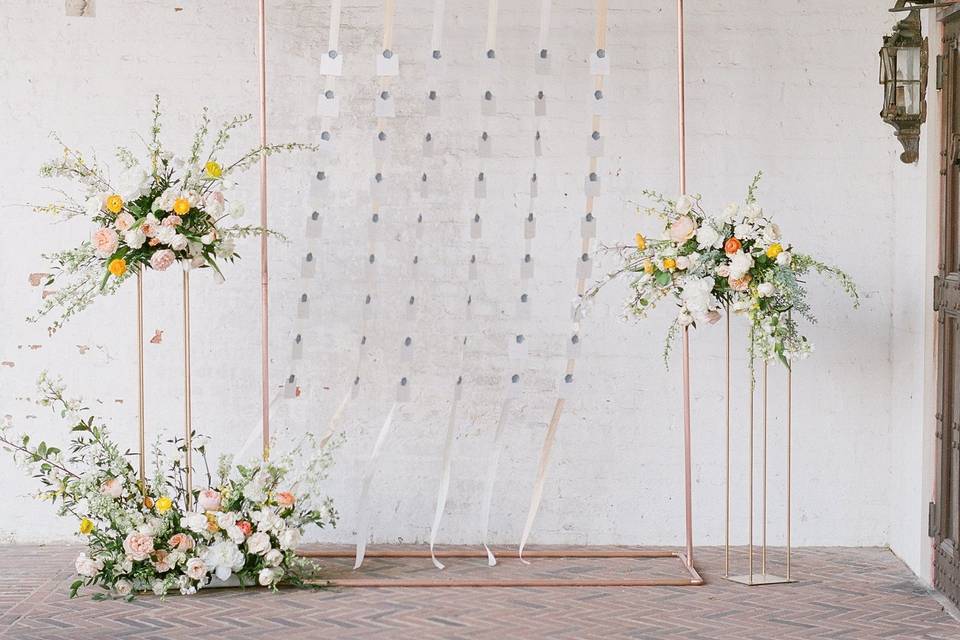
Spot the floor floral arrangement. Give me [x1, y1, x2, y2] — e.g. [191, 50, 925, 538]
[29, 96, 313, 334]
[0, 374, 339, 599]
[584, 173, 859, 366]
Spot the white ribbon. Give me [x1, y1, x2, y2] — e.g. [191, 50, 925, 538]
[428, 386, 461, 569]
[430, 0, 446, 52]
[537, 0, 552, 52]
[480, 396, 514, 566]
[232, 387, 283, 464]
[354, 401, 400, 569]
[517, 398, 564, 563]
[485, 0, 498, 51]
[327, 0, 342, 52]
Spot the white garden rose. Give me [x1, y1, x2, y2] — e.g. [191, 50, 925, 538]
[721, 202, 739, 221]
[155, 225, 177, 245]
[679, 276, 715, 320]
[763, 222, 781, 243]
[184, 511, 209, 534]
[247, 531, 271, 555]
[744, 204, 762, 220]
[728, 251, 754, 280]
[75, 553, 103, 578]
[733, 223, 754, 240]
[114, 579, 133, 596]
[265, 549, 284, 567]
[677, 311, 694, 327]
[675, 194, 695, 214]
[185, 557, 208, 581]
[118, 168, 151, 201]
[203, 540, 246, 581]
[696, 224, 722, 249]
[169, 233, 189, 251]
[226, 525, 246, 545]
[258, 567, 283, 587]
[758, 282, 776, 297]
[776, 251, 792, 266]
[278, 528, 302, 551]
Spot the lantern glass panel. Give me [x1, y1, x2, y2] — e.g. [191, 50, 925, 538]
[896, 46, 921, 82]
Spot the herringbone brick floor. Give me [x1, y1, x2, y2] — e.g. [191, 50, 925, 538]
[0, 545, 957, 639]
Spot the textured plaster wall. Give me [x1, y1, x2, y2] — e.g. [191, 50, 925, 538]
[0, 0, 922, 570]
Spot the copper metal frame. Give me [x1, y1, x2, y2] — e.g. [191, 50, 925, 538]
[299, 548, 703, 587]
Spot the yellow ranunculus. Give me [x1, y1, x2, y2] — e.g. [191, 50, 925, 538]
[105, 195, 124, 214]
[635, 233, 646, 251]
[79, 518, 94, 535]
[108, 258, 127, 277]
[663, 257, 677, 271]
[205, 512, 220, 532]
[643, 260, 654, 274]
[173, 197, 191, 215]
[205, 161, 223, 178]
[155, 496, 173, 513]
[766, 243, 783, 259]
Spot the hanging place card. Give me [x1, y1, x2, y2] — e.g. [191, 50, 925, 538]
[557, 373, 577, 400]
[374, 131, 391, 159]
[397, 376, 412, 403]
[585, 172, 601, 197]
[405, 294, 418, 320]
[581, 212, 597, 240]
[530, 173, 539, 198]
[468, 254, 479, 280]
[504, 373, 523, 399]
[517, 292, 532, 319]
[470, 213, 482, 239]
[297, 293, 310, 319]
[376, 49, 400, 76]
[590, 89, 607, 116]
[426, 90, 442, 116]
[362, 293, 375, 321]
[481, 90, 497, 116]
[474, 173, 487, 199]
[317, 130, 335, 156]
[453, 375, 463, 401]
[365, 252, 378, 280]
[567, 332, 582, 359]
[590, 48, 610, 76]
[306, 211, 323, 238]
[419, 173, 429, 198]
[292, 334, 304, 361]
[410, 254, 421, 281]
[521, 253, 534, 280]
[524, 212, 537, 239]
[535, 48, 550, 75]
[370, 172, 386, 201]
[587, 131, 604, 157]
[351, 374, 362, 399]
[301, 252, 316, 278]
[534, 91, 547, 117]
[400, 336, 414, 362]
[284, 374, 298, 399]
[309, 170, 330, 202]
[317, 89, 340, 117]
[367, 212, 381, 241]
[320, 49, 343, 76]
[478, 132, 492, 157]
[508, 334, 529, 361]
[415, 212, 425, 240]
[427, 48, 446, 76]
[376, 90, 396, 118]
[576, 252, 593, 279]
[423, 132, 435, 157]
[534, 130, 543, 157]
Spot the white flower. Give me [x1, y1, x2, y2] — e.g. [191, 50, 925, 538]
[185, 557, 208, 581]
[744, 204, 762, 221]
[757, 282, 776, 297]
[75, 553, 103, 578]
[202, 540, 246, 581]
[677, 311, 694, 326]
[169, 233, 189, 251]
[216, 512, 237, 530]
[675, 195, 695, 214]
[118, 168, 152, 201]
[721, 202, 739, 222]
[278, 528, 301, 551]
[679, 276, 715, 320]
[228, 202, 245, 219]
[114, 579, 133, 596]
[201, 232, 216, 245]
[731, 298, 752, 313]
[728, 251, 754, 280]
[763, 223, 781, 243]
[215, 237, 236, 258]
[156, 225, 177, 245]
[152, 580, 167, 596]
[733, 223, 754, 240]
[243, 474, 268, 503]
[116, 556, 133, 574]
[247, 531, 272, 555]
[184, 512, 209, 534]
[716, 264, 731, 277]
[226, 525, 246, 544]
[776, 251, 792, 266]
[258, 567, 283, 587]
[265, 549, 284, 567]
[675, 256, 690, 270]
[696, 224, 722, 249]
[85, 193, 108, 217]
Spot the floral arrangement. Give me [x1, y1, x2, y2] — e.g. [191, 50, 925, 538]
[584, 173, 859, 366]
[30, 96, 313, 333]
[0, 374, 340, 599]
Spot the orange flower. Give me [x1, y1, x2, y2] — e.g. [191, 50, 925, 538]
[723, 237, 742, 254]
[143, 496, 154, 509]
[172, 197, 191, 215]
[108, 258, 127, 277]
[105, 194, 124, 214]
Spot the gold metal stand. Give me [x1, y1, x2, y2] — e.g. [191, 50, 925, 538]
[136, 272, 146, 490]
[183, 270, 194, 510]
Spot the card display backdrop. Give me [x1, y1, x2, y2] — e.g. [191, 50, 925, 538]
[280, 0, 702, 586]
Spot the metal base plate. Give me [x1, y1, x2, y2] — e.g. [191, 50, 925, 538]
[724, 573, 795, 586]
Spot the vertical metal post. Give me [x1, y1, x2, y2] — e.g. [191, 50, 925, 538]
[748, 361, 754, 582]
[787, 363, 793, 581]
[724, 310, 730, 577]
[258, 0, 270, 461]
[762, 361, 768, 575]
[136, 272, 146, 490]
[183, 270, 193, 510]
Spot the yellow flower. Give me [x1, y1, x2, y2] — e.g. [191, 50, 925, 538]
[205, 161, 223, 178]
[643, 260, 654, 274]
[662, 257, 677, 271]
[766, 243, 783, 259]
[173, 197, 191, 215]
[155, 496, 173, 513]
[108, 258, 127, 277]
[79, 518, 94, 535]
[635, 233, 646, 251]
[105, 195, 124, 214]
[205, 511, 220, 532]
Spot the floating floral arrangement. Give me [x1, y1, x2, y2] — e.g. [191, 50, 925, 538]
[0, 374, 340, 599]
[29, 96, 313, 333]
[584, 173, 859, 366]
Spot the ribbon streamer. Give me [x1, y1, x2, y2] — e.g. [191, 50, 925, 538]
[428, 383, 461, 569]
[327, 0, 342, 52]
[480, 397, 514, 566]
[354, 401, 400, 569]
[537, 0, 552, 52]
[430, 0, 446, 52]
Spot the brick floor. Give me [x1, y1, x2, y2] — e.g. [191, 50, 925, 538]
[1, 545, 958, 639]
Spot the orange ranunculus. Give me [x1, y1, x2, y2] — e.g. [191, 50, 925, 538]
[724, 237, 742, 254]
[108, 258, 127, 277]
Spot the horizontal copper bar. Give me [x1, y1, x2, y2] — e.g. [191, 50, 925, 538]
[298, 547, 680, 559]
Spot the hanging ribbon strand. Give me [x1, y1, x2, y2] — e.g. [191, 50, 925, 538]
[518, 0, 607, 563]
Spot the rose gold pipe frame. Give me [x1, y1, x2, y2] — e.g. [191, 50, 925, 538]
[136, 273, 146, 490]
[258, 0, 270, 462]
[724, 327, 795, 586]
[183, 270, 194, 511]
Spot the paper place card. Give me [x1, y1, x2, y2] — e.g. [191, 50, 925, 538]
[567, 333, 582, 359]
[358, 334, 369, 357]
[590, 89, 607, 116]
[292, 334, 304, 361]
[367, 212, 381, 241]
[508, 334, 529, 361]
[419, 173, 429, 198]
[590, 48, 610, 76]
[317, 130, 335, 156]
[468, 254, 478, 280]
[284, 374, 298, 399]
[373, 130, 390, 160]
[581, 212, 597, 240]
[535, 48, 550, 75]
[524, 212, 536, 239]
[478, 132, 492, 157]
[521, 253, 535, 280]
[365, 253, 378, 280]
[320, 49, 343, 76]
[558, 373, 577, 399]
[585, 172, 601, 197]
[427, 49, 445, 76]
[464, 293, 476, 328]
[376, 49, 400, 76]
[504, 373, 523, 398]
[517, 292, 531, 319]
[309, 170, 329, 202]
[397, 376, 412, 403]
[423, 132, 435, 157]
[410, 254, 421, 281]
[426, 89, 441, 116]
[577, 252, 593, 279]
[587, 131, 604, 157]
[297, 293, 310, 319]
[470, 213, 482, 239]
[317, 89, 340, 117]
[370, 172, 386, 201]
[534, 130, 543, 157]
[301, 252, 316, 278]
[306, 210, 322, 238]
[474, 173, 487, 199]
[351, 374, 361, 399]
[453, 375, 463, 401]
[482, 49, 501, 78]
[376, 90, 396, 118]
[362, 293, 375, 321]
[534, 91, 547, 117]
[415, 212, 425, 240]
[481, 90, 497, 116]
[401, 336, 414, 362]
[530, 173, 539, 198]
[405, 294, 417, 320]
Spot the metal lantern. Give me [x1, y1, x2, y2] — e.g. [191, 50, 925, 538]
[880, 3, 929, 163]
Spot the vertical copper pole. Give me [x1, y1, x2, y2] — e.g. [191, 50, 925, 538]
[676, 0, 693, 569]
[748, 361, 754, 581]
[762, 360, 768, 575]
[258, 0, 270, 461]
[183, 270, 193, 510]
[787, 362, 793, 580]
[724, 310, 730, 577]
[136, 272, 146, 490]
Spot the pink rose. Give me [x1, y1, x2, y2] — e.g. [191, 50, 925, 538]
[185, 557, 207, 581]
[276, 491, 296, 508]
[92, 227, 119, 258]
[101, 476, 124, 498]
[716, 264, 731, 277]
[236, 520, 253, 537]
[706, 310, 722, 325]
[162, 215, 182, 227]
[114, 212, 135, 232]
[122, 531, 155, 561]
[141, 218, 159, 237]
[150, 249, 175, 271]
[152, 549, 172, 573]
[728, 274, 752, 292]
[168, 533, 194, 552]
[668, 216, 697, 244]
[197, 488, 222, 512]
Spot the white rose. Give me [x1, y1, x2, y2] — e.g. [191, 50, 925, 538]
[156, 225, 177, 245]
[757, 282, 776, 297]
[118, 168, 151, 201]
[677, 311, 694, 327]
[728, 251, 754, 280]
[228, 202, 245, 219]
[265, 549, 284, 567]
[226, 525, 246, 544]
[258, 567, 283, 587]
[122, 228, 144, 250]
[117, 556, 133, 575]
[679, 276, 715, 319]
[776, 251, 792, 266]
[216, 512, 237, 530]
[721, 202, 739, 221]
[733, 223, 753, 240]
[696, 224, 721, 249]
[201, 232, 215, 245]
[247, 531, 271, 555]
[675, 256, 690, 270]
[203, 540, 247, 581]
[278, 528, 301, 551]
[169, 234, 189, 251]
[114, 579, 133, 596]
[185, 557, 208, 581]
[675, 195, 695, 214]
[763, 223, 781, 243]
[744, 204, 762, 220]
[184, 511, 209, 534]
[85, 193, 107, 216]
[75, 553, 103, 578]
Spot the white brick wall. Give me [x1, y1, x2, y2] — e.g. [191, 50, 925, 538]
[0, 0, 925, 573]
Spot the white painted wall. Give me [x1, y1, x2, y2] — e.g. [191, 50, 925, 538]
[0, 0, 930, 575]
